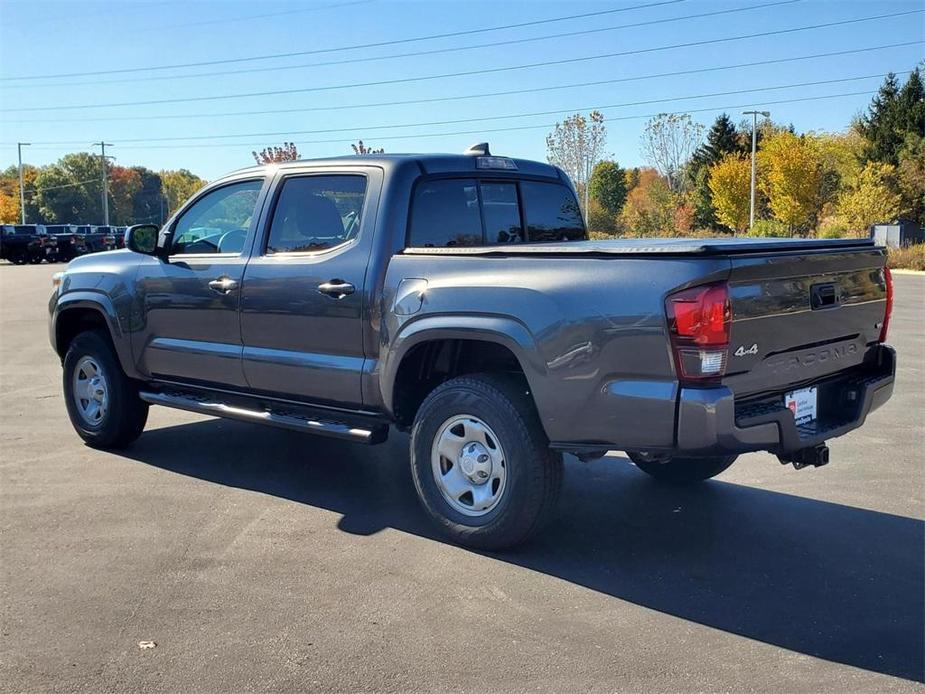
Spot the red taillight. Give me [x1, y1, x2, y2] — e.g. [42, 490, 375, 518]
[666, 282, 731, 381]
[879, 266, 893, 343]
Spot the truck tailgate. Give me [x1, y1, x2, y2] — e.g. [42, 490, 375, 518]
[723, 247, 888, 397]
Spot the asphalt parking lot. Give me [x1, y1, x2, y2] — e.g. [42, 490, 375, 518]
[1, 263, 922, 693]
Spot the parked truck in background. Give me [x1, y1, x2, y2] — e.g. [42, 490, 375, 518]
[47, 147, 896, 549]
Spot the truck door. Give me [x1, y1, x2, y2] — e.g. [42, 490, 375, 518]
[239, 168, 382, 408]
[133, 177, 267, 387]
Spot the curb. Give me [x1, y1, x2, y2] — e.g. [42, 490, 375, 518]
[889, 269, 925, 276]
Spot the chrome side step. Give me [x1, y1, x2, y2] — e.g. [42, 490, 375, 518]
[139, 390, 388, 444]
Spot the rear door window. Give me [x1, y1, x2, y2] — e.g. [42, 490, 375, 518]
[266, 175, 367, 254]
[408, 179, 482, 248]
[520, 181, 585, 242]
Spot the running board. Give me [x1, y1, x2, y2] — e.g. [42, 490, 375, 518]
[139, 390, 388, 444]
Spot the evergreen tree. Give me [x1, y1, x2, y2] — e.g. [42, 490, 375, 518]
[687, 114, 743, 229]
[691, 113, 742, 169]
[859, 70, 925, 165]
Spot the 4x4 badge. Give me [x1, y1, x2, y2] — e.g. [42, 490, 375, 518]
[734, 344, 759, 357]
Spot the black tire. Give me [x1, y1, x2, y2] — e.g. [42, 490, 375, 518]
[410, 374, 562, 551]
[63, 330, 148, 449]
[628, 452, 737, 484]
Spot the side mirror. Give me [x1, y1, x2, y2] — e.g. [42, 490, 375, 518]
[125, 224, 159, 255]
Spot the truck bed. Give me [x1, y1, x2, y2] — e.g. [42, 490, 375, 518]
[404, 237, 876, 257]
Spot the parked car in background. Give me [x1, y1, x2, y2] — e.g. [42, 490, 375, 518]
[112, 226, 128, 249]
[42, 225, 87, 262]
[1, 224, 54, 264]
[69, 225, 116, 253]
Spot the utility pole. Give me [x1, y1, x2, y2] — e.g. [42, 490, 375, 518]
[742, 111, 769, 231]
[17, 142, 30, 224]
[94, 142, 113, 225]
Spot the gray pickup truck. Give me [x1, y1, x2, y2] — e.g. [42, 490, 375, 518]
[49, 146, 896, 549]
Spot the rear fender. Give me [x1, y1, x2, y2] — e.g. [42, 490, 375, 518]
[380, 314, 547, 419]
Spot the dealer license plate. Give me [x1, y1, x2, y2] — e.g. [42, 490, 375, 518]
[785, 386, 817, 425]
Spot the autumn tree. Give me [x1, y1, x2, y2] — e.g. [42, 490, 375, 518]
[641, 113, 704, 193]
[160, 169, 207, 216]
[588, 160, 627, 219]
[759, 131, 823, 234]
[107, 166, 142, 225]
[836, 162, 902, 234]
[708, 154, 752, 232]
[546, 110, 607, 212]
[619, 168, 674, 235]
[252, 142, 300, 165]
[351, 140, 384, 155]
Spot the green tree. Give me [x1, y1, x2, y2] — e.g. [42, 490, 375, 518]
[33, 153, 103, 223]
[588, 160, 627, 219]
[687, 113, 746, 228]
[131, 167, 164, 224]
[897, 133, 925, 222]
[858, 69, 925, 166]
[691, 113, 742, 170]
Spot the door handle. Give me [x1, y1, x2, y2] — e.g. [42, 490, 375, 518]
[318, 280, 355, 299]
[208, 277, 239, 294]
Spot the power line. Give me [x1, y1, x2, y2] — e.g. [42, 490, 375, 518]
[0, 0, 801, 90]
[24, 179, 99, 194]
[11, 89, 883, 152]
[4, 42, 917, 125]
[4, 9, 918, 114]
[10, 73, 895, 147]
[0, 0, 686, 82]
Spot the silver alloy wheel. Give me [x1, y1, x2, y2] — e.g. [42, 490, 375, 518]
[72, 356, 109, 427]
[431, 414, 507, 517]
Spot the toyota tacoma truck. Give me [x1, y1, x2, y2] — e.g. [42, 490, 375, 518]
[48, 146, 896, 549]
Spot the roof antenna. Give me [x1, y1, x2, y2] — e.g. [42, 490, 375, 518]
[465, 142, 490, 156]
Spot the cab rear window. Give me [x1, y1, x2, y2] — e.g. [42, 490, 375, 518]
[407, 178, 585, 248]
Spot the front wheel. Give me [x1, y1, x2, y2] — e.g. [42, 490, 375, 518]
[410, 374, 562, 550]
[63, 330, 148, 449]
[628, 452, 737, 484]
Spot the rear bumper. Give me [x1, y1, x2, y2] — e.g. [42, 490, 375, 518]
[676, 345, 896, 455]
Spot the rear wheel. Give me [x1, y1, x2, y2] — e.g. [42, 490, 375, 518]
[410, 374, 562, 550]
[628, 451, 737, 484]
[63, 330, 148, 449]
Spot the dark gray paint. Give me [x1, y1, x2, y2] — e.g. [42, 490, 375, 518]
[48, 153, 895, 456]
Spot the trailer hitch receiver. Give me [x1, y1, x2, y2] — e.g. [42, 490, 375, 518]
[778, 444, 830, 470]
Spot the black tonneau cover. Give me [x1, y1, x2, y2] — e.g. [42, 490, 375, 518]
[404, 237, 877, 257]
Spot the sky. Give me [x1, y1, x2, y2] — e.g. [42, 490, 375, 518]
[0, 0, 922, 181]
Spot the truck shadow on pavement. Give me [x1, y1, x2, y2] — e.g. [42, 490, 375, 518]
[123, 418, 924, 683]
